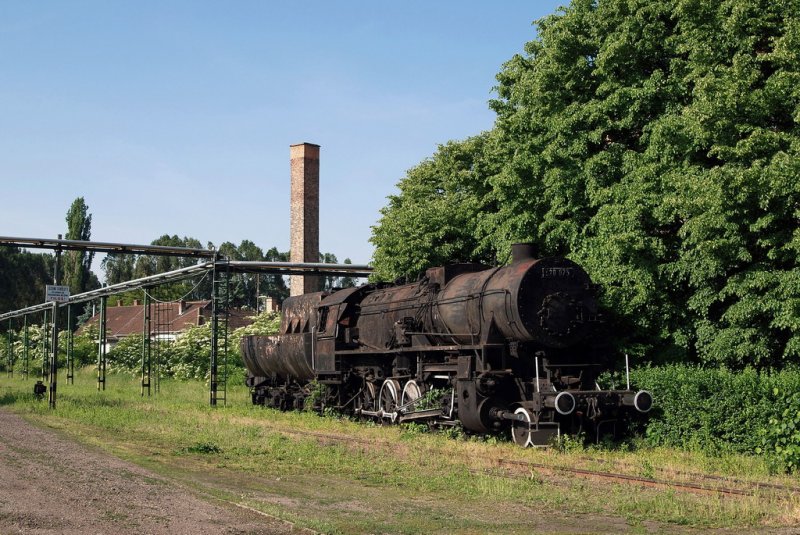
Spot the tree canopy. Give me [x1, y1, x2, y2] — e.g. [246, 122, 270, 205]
[370, 0, 800, 368]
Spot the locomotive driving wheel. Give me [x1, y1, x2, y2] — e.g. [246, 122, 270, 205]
[400, 379, 424, 408]
[378, 379, 402, 418]
[354, 382, 377, 413]
[511, 407, 534, 447]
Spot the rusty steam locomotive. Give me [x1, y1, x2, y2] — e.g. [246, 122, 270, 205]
[241, 244, 652, 446]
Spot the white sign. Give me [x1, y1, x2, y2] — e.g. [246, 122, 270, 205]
[45, 285, 70, 303]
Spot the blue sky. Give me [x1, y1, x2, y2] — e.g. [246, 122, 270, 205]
[0, 1, 562, 280]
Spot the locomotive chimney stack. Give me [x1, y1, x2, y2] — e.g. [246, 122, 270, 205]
[511, 243, 538, 264]
[290, 142, 320, 296]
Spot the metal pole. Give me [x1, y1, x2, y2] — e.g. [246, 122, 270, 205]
[6, 320, 14, 377]
[6, 320, 12, 378]
[41, 309, 48, 379]
[222, 304, 228, 408]
[97, 297, 106, 391]
[49, 301, 58, 409]
[49, 236, 61, 408]
[154, 300, 160, 394]
[625, 354, 631, 391]
[22, 316, 28, 380]
[66, 305, 74, 385]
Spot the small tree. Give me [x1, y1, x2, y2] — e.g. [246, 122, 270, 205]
[63, 197, 94, 294]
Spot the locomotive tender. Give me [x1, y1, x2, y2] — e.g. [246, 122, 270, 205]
[241, 244, 652, 446]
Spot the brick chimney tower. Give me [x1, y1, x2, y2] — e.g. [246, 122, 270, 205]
[289, 142, 320, 296]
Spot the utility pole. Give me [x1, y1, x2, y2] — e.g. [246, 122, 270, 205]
[49, 234, 61, 409]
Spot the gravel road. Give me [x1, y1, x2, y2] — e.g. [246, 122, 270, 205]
[0, 409, 300, 534]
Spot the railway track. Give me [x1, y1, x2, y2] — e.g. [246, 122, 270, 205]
[493, 457, 780, 497]
[254, 423, 799, 499]
[572, 454, 800, 495]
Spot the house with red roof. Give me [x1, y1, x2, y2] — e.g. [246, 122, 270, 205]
[78, 300, 254, 349]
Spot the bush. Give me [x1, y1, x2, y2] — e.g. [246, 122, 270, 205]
[72, 326, 99, 366]
[1, 324, 51, 374]
[632, 364, 800, 471]
[102, 312, 281, 382]
[759, 389, 800, 472]
[107, 334, 145, 372]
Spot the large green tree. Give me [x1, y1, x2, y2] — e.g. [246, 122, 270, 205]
[101, 253, 136, 286]
[370, 133, 503, 281]
[371, 0, 800, 368]
[260, 246, 290, 302]
[133, 234, 204, 280]
[0, 248, 53, 313]
[63, 197, 96, 294]
[216, 240, 292, 307]
[130, 235, 207, 301]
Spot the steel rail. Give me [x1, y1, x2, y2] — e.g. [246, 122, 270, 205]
[493, 458, 757, 497]
[570, 454, 800, 494]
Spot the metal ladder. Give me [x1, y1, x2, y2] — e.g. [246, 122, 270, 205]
[141, 291, 152, 396]
[210, 259, 230, 406]
[152, 298, 171, 394]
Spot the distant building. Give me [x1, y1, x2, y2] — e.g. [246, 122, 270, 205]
[258, 296, 280, 314]
[78, 300, 255, 350]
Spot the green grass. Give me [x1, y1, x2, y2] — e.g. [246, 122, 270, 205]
[1, 369, 798, 534]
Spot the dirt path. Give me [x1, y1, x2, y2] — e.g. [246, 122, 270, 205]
[0, 409, 302, 535]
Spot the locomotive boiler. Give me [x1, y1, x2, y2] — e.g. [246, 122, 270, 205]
[241, 244, 652, 446]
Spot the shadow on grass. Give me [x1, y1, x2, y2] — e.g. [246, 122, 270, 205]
[0, 391, 37, 406]
[71, 396, 126, 408]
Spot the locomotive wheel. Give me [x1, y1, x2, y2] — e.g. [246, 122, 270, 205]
[354, 382, 377, 413]
[378, 379, 401, 414]
[511, 407, 534, 448]
[400, 380, 424, 407]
